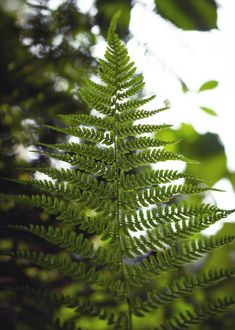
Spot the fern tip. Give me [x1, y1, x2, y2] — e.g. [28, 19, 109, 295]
[107, 10, 122, 40]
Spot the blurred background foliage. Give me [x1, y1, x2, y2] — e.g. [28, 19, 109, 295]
[155, 0, 217, 31]
[0, 0, 234, 329]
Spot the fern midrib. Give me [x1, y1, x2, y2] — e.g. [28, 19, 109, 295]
[114, 133, 133, 329]
[113, 54, 133, 330]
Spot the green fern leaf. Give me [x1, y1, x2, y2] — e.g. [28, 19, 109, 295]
[133, 268, 235, 315]
[116, 107, 168, 123]
[37, 142, 115, 163]
[58, 113, 114, 130]
[3, 11, 235, 330]
[3, 249, 98, 282]
[9, 224, 94, 256]
[45, 124, 114, 145]
[156, 297, 235, 330]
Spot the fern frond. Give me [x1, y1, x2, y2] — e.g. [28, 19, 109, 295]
[118, 75, 145, 90]
[3, 250, 98, 282]
[120, 210, 232, 257]
[98, 57, 135, 88]
[149, 202, 232, 226]
[94, 246, 123, 271]
[116, 96, 156, 113]
[116, 107, 168, 123]
[7, 194, 109, 233]
[7, 193, 64, 215]
[21, 167, 104, 191]
[37, 142, 115, 163]
[117, 137, 178, 153]
[85, 79, 116, 96]
[119, 149, 197, 171]
[3, 284, 80, 308]
[34, 151, 117, 181]
[121, 185, 219, 210]
[17, 179, 86, 200]
[29, 178, 113, 202]
[45, 124, 114, 145]
[156, 297, 235, 330]
[56, 204, 110, 234]
[116, 82, 145, 100]
[79, 87, 114, 116]
[122, 236, 235, 287]
[132, 236, 235, 281]
[9, 224, 94, 257]
[133, 268, 235, 316]
[36, 169, 113, 197]
[8, 180, 107, 210]
[4, 284, 125, 327]
[80, 80, 113, 104]
[120, 170, 198, 191]
[58, 113, 114, 130]
[117, 124, 172, 138]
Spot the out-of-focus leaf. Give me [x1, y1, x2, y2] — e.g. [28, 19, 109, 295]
[159, 124, 227, 186]
[180, 79, 189, 93]
[202, 223, 235, 271]
[188, 152, 226, 185]
[155, 0, 217, 31]
[199, 80, 218, 91]
[200, 106, 217, 116]
[164, 99, 171, 107]
[216, 223, 235, 238]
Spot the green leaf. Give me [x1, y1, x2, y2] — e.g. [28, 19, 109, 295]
[180, 79, 189, 93]
[155, 0, 217, 31]
[199, 80, 218, 92]
[200, 106, 217, 116]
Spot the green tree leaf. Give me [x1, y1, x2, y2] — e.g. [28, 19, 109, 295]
[199, 80, 219, 92]
[200, 106, 217, 116]
[155, 0, 217, 31]
[180, 79, 189, 93]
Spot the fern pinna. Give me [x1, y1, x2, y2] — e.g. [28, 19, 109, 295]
[2, 11, 235, 330]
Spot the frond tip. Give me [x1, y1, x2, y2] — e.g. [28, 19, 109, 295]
[107, 10, 122, 42]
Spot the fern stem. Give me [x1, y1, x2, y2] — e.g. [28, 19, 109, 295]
[113, 87, 133, 327]
[114, 133, 133, 330]
[110, 30, 133, 329]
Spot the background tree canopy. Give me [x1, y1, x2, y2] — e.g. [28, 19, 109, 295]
[0, 1, 234, 329]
